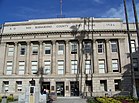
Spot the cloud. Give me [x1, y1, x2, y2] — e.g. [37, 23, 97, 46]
[102, 2, 139, 22]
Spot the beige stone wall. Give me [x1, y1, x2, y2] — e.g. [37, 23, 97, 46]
[0, 17, 139, 97]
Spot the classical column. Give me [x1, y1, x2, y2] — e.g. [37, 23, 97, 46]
[13, 42, 18, 74]
[39, 41, 43, 69]
[93, 39, 98, 74]
[52, 40, 56, 75]
[65, 40, 70, 74]
[118, 39, 125, 73]
[105, 39, 112, 73]
[25, 41, 30, 74]
[78, 40, 83, 74]
[0, 42, 6, 75]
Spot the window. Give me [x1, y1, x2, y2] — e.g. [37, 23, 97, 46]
[16, 81, 22, 91]
[85, 80, 92, 92]
[131, 40, 136, 52]
[45, 44, 51, 54]
[112, 59, 119, 72]
[84, 41, 91, 54]
[71, 60, 77, 74]
[98, 41, 104, 53]
[58, 43, 64, 55]
[111, 40, 118, 52]
[71, 42, 77, 54]
[32, 45, 38, 55]
[3, 81, 9, 92]
[20, 45, 26, 55]
[99, 60, 105, 73]
[85, 60, 91, 74]
[18, 61, 25, 75]
[100, 80, 107, 91]
[31, 61, 38, 74]
[44, 60, 51, 74]
[114, 79, 121, 91]
[133, 58, 138, 71]
[8, 46, 14, 56]
[6, 61, 13, 75]
[58, 60, 64, 74]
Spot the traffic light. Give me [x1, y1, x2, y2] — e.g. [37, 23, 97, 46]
[29, 78, 35, 86]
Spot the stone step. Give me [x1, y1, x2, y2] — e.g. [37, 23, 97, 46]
[53, 97, 87, 103]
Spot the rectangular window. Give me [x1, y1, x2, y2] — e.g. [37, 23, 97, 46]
[58, 43, 64, 55]
[111, 40, 118, 52]
[131, 40, 136, 52]
[114, 79, 121, 91]
[112, 59, 119, 72]
[71, 42, 77, 54]
[98, 41, 104, 53]
[16, 81, 22, 91]
[85, 60, 91, 74]
[20, 45, 26, 55]
[100, 80, 107, 91]
[99, 60, 105, 73]
[3, 81, 9, 92]
[32, 45, 38, 55]
[133, 58, 138, 71]
[71, 60, 77, 74]
[18, 61, 25, 75]
[6, 61, 13, 75]
[84, 42, 91, 54]
[44, 60, 51, 74]
[8, 46, 14, 56]
[58, 60, 64, 74]
[31, 61, 38, 74]
[45, 44, 51, 54]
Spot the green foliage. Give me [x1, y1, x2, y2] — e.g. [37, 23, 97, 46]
[96, 97, 121, 103]
[95, 96, 139, 103]
[0, 96, 2, 102]
[7, 96, 14, 102]
[87, 97, 99, 103]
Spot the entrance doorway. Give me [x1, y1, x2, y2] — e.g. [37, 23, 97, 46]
[56, 82, 64, 96]
[70, 81, 79, 96]
[42, 82, 50, 93]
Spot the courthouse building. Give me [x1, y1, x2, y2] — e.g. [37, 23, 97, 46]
[0, 17, 139, 97]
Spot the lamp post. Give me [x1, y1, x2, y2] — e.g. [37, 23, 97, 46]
[123, 0, 138, 98]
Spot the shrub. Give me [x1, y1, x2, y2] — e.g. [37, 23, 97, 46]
[7, 96, 14, 102]
[96, 97, 122, 103]
[0, 96, 2, 102]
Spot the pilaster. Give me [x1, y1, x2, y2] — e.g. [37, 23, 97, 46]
[93, 39, 98, 74]
[25, 41, 30, 74]
[39, 41, 43, 69]
[65, 40, 70, 74]
[0, 42, 6, 75]
[106, 39, 112, 73]
[52, 40, 56, 75]
[13, 42, 18, 74]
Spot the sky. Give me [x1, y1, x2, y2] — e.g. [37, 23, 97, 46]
[0, 0, 139, 24]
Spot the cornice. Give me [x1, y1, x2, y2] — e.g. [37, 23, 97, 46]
[2, 29, 137, 36]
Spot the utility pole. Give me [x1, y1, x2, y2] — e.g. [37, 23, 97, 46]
[132, 0, 139, 52]
[123, 0, 138, 98]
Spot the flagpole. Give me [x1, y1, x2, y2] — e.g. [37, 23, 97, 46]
[123, 0, 138, 98]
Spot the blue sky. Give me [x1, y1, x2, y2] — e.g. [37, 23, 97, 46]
[0, 0, 139, 24]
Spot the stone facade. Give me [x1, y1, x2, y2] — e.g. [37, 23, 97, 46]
[0, 17, 139, 97]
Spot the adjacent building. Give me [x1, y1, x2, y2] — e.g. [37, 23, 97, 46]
[0, 17, 139, 97]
